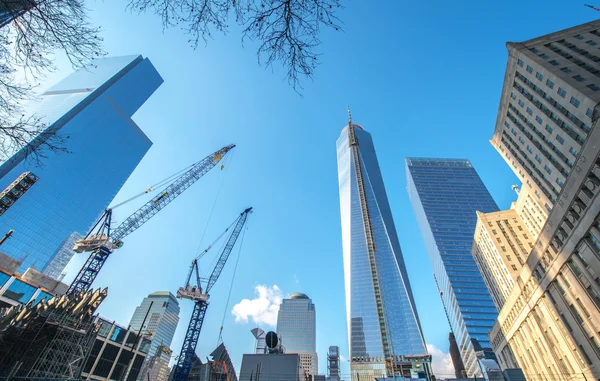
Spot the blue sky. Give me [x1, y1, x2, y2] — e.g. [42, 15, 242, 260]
[40, 0, 598, 378]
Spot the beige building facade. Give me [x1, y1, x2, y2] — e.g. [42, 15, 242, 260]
[491, 20, 600, 216]
[472, 210, 535, 310]
[489, 20, 600, 380]
[511, 183, 547, 241]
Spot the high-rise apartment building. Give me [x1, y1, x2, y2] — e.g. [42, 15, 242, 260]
[406, 158, 499, 377]
[472, 210, 536, 309]
[276, 293, 318, 376]
[510, 184, 546, 241]
[491, 20, 600, 216]
[0, 55, 162, 275]
[336, 117, 429, 381]
[488, 21, 600, 380]
[129, 291, 180, 381]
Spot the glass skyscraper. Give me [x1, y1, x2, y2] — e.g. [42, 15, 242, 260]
[129, 291, 180, 381]
[276, 292, 318, 375]
[336, 118, 428, 381]
[0, 55, 162, 275]
[406, 158, 499, 377]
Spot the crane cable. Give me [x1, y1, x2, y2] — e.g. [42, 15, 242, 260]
[217, 218, 249, 346]
[109, 162, 197, 210]
[194, 149, 235, 259]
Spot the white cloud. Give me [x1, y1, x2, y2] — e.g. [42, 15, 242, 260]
[293, 274, 299, 284]
[427, 344, 455, 378]
[339, 355, 347, 363]
[232, 285, 282, 327]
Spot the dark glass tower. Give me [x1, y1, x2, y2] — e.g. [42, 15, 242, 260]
[406, 158, 499, 376]
[337, 117, 428, 380]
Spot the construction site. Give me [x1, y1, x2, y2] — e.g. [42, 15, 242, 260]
[0, 145, 245, 381]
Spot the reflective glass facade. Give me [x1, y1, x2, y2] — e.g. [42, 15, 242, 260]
[129, 291, 180, 381]
[405, 158, 499, 377]
[337, 124, 426, 380]
[276, 293, 318, 375]
[0, 55, 162, 275]
[43, 231, 82, 280]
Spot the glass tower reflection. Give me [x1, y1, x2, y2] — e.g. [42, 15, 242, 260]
[0, 55, 162, 275]
[336, 120, 426, 380]
[406, 158, 499, 377]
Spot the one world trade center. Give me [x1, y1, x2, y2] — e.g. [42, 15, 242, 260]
[336, 112, 431, 380]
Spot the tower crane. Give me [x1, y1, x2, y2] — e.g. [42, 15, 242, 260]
[172, 207, 252, 381]
[66, 144, 235, 295]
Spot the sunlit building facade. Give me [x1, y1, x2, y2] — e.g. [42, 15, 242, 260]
[489, 20, 600, 380]
[129, 291, 180, 381]
[336, 119, 428, 381]
[276, 293, 318, 376]
[406, 158, 499, 377]
[0, 55, 162, 275]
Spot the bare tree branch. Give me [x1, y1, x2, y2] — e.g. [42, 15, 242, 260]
[127, 0, 343, 91]
[0, 0, 104, 164]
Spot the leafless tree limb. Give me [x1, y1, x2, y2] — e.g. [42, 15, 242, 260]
[0, 0, 104, 164]
[127, 0, 343, 91]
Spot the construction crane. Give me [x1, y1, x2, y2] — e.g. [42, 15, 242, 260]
[585, 4, 600, 11]
[172, 207, 252, 381]
[66, 144, 235, 295]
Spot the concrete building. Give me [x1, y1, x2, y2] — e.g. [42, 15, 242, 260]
[276, 293, 318, 376]
[129, 291, 180, 381]
[472, 210, 536, 309]
[0, 55, 161, 276]
[186, 343, 238, 381]
[238, 353, 303, 381]
[81, 317, 152, 381]
[488, 20, 600, 380]
[448, 333, 465, 378]
[406, 158, 498, 376]
[337, 117, 429, 380]
[510, 184, 546, 241]
[491, 20, 600, 216]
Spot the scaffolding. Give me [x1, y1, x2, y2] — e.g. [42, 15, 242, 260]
[0, 288, 107, 379]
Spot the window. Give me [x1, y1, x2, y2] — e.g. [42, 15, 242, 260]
[511, 128, 517, 136]
[545, 165, 552, 174]
[518, 99, 525, 107]
[546, 124, 553, 133]
[561, 67, 572, 73]
[575, 34, 585, 40]
[492, 229, 497, 235]
[517, 59, 524, 67]
[512, 265, 518, 271]
[506, 255, 512, 261]
[527, 145, 533, 153]
[547, 79, 555, 89]
[535, 155, 542, 164]
[530, 47, 539, 53]
[536, 72, 543, 81]
[497, 238, 502, 243]
[557, 177, 565, 186]
[558, 87, 567, 97]
[570, 147, 579, 156]
[504, 121, 510, 128]
[501, 246, 506, 252]
[535, 190, 541, 198]
[549, 60, 560, 66]
[540, 53, 549, 59]
[588, 84, 600, 91]
[519, 136, 525, 144]
[518, 226, 523, 231]
[570, 96, 580, 108]
[535, 116, 543, 124]
[587, 108, 593, 118]
[527, 107, 533, 116]
[587, 40, 598, 46]
[511, 93, 517, 100]
[573, 74, 586, 82]
[557, 134, 565, 144]
[527, 65, 534, 73]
